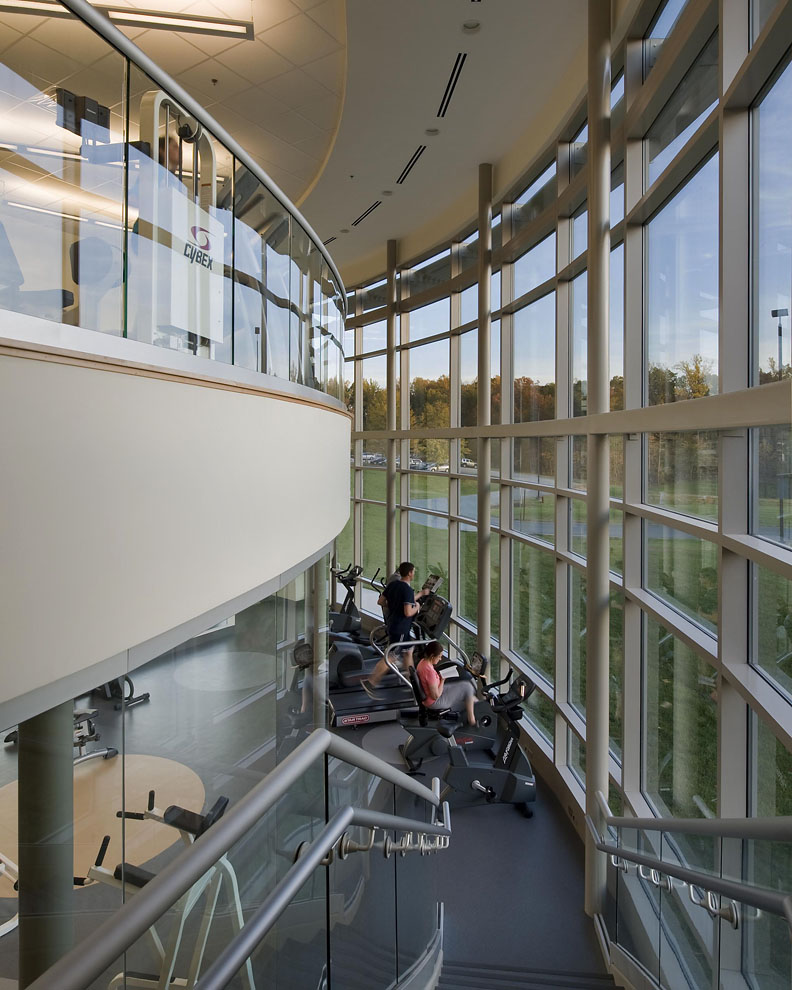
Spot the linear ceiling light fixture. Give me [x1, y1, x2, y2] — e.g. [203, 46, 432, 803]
[0, 0, 254, 38]
[437, 52, 467, 117]
[351, 201, 381, 227]
[396, 145, 426, 185]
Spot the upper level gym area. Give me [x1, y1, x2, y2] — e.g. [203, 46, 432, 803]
[3, 0, 792, 989]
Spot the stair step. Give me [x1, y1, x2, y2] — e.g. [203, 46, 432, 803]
[439, 960, 615, 990]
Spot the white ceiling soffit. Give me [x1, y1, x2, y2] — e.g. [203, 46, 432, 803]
[300, 0, 587, 279]
[120, 0, 347, 203]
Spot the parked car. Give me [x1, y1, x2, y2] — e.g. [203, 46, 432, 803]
[461, 457, 477, 469]
[432, 464, 450, 473]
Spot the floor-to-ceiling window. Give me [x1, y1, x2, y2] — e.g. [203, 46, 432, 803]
[340, 0, 792, 983]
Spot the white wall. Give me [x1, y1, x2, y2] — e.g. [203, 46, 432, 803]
[0, 349, 350, 713]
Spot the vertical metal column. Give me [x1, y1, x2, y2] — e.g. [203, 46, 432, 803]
[585, 0, 610, 918]
[18, 701, 74, 987]
[386, 239, 398, 574]
[312, 558, 329, 728]
[477, 164, 493, 655]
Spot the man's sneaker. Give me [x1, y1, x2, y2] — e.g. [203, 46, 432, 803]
[361, 679, 385, 701]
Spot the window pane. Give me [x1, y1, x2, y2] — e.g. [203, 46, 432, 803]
[514, 293, 556, 421]
[460, 478, 476, 519]
[406, 250, 451, 296]
[646, 431, 719, 521]
[362, 502, 386, 578]
[410, 339, 449, 428]
[409, 438, 449, 475]
[746, 714, 792, 985]
[570, 499, 587, 558]
[647, 155, 719, 405]
[360, 277, 386, 312]
[610, 592, 624, 759]
[362, 468, 386, 501]
[610, 243, 624, 410]
[644, 617, 718, 817]
[459, 284, 476, 326]
[492, 269, 502, 311]
[753, 425, 792, 548]
[752, 565, 792, 700]
[572, 270, 588, 416]
[361, 355, 387, 430]
[646, 33, 718, 186]
[459, 524, 478, 624]
[514, 437, 556, 485]
[513, 543, 556, 682]
[522, 687, 555, 743]
[571, 436, 587, 491]
[644, 0, 689, 78]
[611, 435, 625, 499]
[514, 233, 555, 297]
[460, 329, 477, 427]
[610, 509, 624, 576]
[645, 522, 718, 634]
[409, 472, 449, 514]
[753, 60, 792, 384]
[362, 319, 387, 353]
[512, 164, 556, 236]
[568, 730, 586, 785]
[512, 490, 555, 545]
[572, 206, 588, 259]
[409, 512, 449, 587]
[410, 297, 449, 342]
[570, 568, 587, 716]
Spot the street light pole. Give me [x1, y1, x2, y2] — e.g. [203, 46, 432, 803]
[772, 307, 788, 380]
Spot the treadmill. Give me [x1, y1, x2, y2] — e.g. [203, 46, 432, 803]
[329, 577, 452, 728]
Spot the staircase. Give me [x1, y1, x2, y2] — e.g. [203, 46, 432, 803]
[438, 959, 617, 990]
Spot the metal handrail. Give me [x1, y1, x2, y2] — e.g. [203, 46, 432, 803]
[595, 790, 792, 842]
[585, 815, 792, 936]
[54, 0, 346, 311]
[195, 804, 452, 990]
[27, 729, 443, 990]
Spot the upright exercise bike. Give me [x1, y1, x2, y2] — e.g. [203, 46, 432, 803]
[396, 646, 537, 816]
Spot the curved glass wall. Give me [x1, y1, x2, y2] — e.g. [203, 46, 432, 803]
[342, 0, 792, 983]
[0, 1, 345, 398]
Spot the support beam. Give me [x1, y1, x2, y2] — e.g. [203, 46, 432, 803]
[386, 238, 398, 574]
[18, 701, 74, 987]
[477, 164, 493, 656]
[585, 0, 611, 919]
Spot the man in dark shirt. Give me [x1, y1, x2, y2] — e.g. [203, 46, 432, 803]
[361, 561, 428, 699]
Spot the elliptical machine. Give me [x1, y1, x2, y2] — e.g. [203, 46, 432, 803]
[395, 644, 537, 816]
[329, 563, 365, 638]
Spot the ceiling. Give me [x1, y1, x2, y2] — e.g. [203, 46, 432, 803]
[125, 0, 346, 203]
[300, 0, 587, 281]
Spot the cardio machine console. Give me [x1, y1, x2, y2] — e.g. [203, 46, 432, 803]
[416, 589, 452, 639]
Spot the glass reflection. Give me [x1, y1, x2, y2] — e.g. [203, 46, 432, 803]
[646, 155, 719, 404]
[514, 293, 556, 421]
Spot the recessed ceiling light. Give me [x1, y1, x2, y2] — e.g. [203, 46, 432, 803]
[0, 0, 254, 38]
[462, 19, 481, 33]
[425, 128, 440, 137]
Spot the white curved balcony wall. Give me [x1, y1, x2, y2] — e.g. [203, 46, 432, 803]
[0, 316, 350, 721]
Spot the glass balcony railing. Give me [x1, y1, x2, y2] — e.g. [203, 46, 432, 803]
[26, 730, 449, 990]
[0, 0, 345, 400]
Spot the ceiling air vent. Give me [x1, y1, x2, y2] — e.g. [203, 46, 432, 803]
[437, 52, 467, 118]
[323, 236, 337, 245]
[396, 145, 427, 185]
[351, 201, 382, 227]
